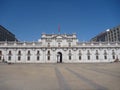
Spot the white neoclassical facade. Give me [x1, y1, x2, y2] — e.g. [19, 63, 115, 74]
[0, 33, 120, 63]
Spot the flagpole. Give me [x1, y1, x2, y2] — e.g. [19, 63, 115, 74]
[58, 24, 60, 34]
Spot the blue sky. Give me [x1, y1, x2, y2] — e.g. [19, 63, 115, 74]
[0, 0, 120, 41]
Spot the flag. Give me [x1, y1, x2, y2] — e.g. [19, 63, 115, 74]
[58, 24, 60, 32]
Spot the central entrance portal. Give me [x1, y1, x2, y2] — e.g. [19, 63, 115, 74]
[57, 52, 62, 63]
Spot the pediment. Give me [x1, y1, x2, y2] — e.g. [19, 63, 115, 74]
[56, 36, 63, 39]
[52, 35, 66, 39]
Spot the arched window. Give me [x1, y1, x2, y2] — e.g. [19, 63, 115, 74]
[104, 50, 107, 60]
[68, 50, 72, 60]
[87, 50, 90, 60]
[8, 51, 12, 55]
[37, 50, 40, 55]
[47, 50, 50, 60]
[79, 50, 82, 60]
[96, 50, 99, 60]
[28, 50, 31, 55]
[112, 50, 115, 59]
[18, 51, 21, 55]
[48, 50, 50, 55]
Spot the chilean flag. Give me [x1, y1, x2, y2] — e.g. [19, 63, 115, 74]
[58, 24, 60, 33]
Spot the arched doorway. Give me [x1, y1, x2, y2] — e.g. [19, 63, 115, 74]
[57, 52, 62, 63]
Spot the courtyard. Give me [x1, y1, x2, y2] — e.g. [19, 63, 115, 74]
[0, 63, 120, 90]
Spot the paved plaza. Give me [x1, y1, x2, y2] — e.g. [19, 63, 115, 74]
[0, 63, 120, 90]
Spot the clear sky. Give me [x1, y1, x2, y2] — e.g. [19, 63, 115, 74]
[0, 0, 120, 41]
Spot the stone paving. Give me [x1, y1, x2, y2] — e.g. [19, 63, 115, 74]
[0, 63, 120, 90]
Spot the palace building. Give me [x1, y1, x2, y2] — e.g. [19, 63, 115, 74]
[0, 33, 120, 63]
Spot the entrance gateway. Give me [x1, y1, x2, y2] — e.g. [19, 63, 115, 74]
[57, 52, 62, 63]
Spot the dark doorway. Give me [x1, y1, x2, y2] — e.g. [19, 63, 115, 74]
[57, 52, 62, 63]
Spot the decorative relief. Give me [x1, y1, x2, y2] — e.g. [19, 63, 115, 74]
[41, 48, 46, 51]
[95, 52, 99, 55]
[56, 39, 62, 42]
[72, 48, 77, 51]
[68, 53, 72, 56]
[46, 39, 52, 42]
[63, 48, 68, 51]
[52, 48, 56, 51]
[67, 39, 73, 42]
[78, 53, 82, 56]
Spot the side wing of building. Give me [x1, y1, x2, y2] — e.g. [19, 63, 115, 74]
[0, 25, 18, 41]
[90, 25, 120, 42]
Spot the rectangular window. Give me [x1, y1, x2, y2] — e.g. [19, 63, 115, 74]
[37, 56, 40, 61]
[8, 56, 11, 61]
[69, 56, 71, 60]
[113, 55, 115, 59]
[88, 55, 90, 60]
[104, 55, 107, 59]
[18, 56, 21, 61]
[27, 56, 30, 61]
[0, 56, 1, 60]
[37, 51, 40, 55]
[96, 56, 99, 60]
[79, 56, 81, 60]
[48, 56, 50, 60]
